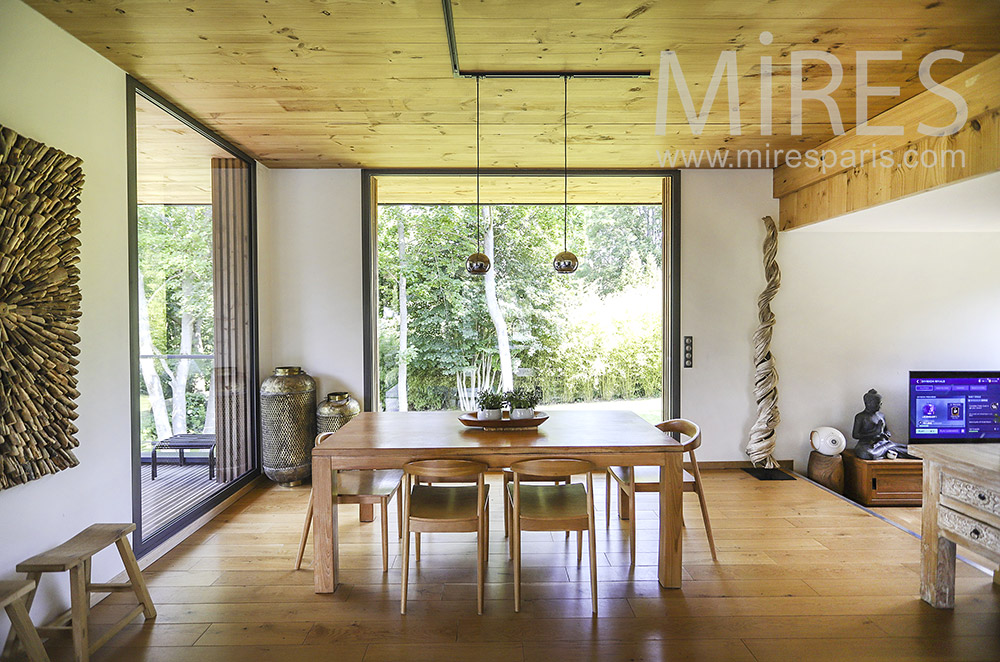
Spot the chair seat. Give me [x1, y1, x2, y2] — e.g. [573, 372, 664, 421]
[502, 468, 570, 482]
[608, 465, 695, 490]
[410, 484, 490, 521]
[337, 469, 403, 498]
[508, 483, 589, 520]
[17, 523, 135, 573]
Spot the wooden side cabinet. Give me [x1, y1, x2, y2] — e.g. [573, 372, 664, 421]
[843, 448, 923, 506]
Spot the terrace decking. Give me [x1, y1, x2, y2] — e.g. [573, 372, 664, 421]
[140, 462, 225, 536]
[47, 470, 1000, 662]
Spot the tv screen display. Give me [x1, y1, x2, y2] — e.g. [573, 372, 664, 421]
[909, 371, 1000, 443]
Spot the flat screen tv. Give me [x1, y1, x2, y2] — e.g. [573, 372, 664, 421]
[909, 371, 1000, 443]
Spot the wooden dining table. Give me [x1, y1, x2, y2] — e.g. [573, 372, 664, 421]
[311, 409, 686, 593]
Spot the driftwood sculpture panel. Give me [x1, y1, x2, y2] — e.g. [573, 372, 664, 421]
[0, 124, 84, 490]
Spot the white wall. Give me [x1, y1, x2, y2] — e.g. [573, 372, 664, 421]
[0, 0, 129, 638]
[261, 168, 779, 462]
[678, 170, 780, 462]
[773, 175, 1000, 470]
[260, 169, 365, 399]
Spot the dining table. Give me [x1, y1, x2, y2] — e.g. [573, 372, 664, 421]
[311, 409, 686, 593]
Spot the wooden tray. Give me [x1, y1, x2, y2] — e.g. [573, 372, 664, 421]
[458, 412, 549, 430]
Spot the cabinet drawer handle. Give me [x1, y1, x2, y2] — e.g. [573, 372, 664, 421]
[978, 493, 987, 502]
[970, 528, 982, 540]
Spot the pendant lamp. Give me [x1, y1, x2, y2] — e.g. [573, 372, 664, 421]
[466, 76, 491, 275]
[553, 75, 579, 274]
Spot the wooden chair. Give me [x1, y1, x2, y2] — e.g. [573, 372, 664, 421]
[508, 458, 598, 614]
[501, 469, 571, 538]
[606, 419, 717, 565]
[1, 524, 155, 662]
[401, 459, 489, 615]
[295, 468, 403, 573]
[0, 580, 49, 662]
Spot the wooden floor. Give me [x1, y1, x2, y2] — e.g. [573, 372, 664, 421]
[141, 462, 224, 535]
[40, 470, 999, 662]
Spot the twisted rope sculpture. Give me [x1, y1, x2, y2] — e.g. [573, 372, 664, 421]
[746, 215, 781, 469]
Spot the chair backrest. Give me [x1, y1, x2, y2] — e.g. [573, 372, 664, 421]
[403, 459, 488, 481]
[509, 458, 594, 479]
[655, 419, 702, 452]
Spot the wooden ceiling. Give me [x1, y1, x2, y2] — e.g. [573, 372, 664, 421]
[136, 94, 231, 204]
[25, 0, 1000, 169]
[374, 175, 664, 204]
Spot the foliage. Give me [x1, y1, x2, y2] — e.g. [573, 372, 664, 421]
[475, 389, 505, 411]
[137, 205, 215, 440]
[504, 388, 539, 409]
[377, 202, 664, 411]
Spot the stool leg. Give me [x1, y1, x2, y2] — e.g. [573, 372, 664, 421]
[2, 573, 41, 659]
[69, 565, 89, 662]
[115, 537, 156, 619]
[4, 600, 49, 662]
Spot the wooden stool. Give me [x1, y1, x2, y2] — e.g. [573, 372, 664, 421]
[1, 524, 156, 662]
[1, 581, 49, 662]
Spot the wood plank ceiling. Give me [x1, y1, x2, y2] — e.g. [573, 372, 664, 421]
[24, 0, 1000, 169]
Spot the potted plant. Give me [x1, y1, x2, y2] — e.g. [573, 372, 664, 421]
[505, 388, 540, 420]
[475, 389, 504, 420]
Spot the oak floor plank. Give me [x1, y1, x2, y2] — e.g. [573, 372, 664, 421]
[45, 469, 995, 662]
[743, 636, 1000, 662]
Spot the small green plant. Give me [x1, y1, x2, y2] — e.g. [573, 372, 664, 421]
[475, 389, 504, 410]
[504, 387, 540, 409]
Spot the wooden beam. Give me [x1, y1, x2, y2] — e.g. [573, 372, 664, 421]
[776, 54, 1000, 230]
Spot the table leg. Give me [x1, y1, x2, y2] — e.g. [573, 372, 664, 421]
[151, 448, 157, 480]
[920, 460, 955, 608]
[658, 453, 683, 589]
[618, 484, 631, 520]
[313, 458, 339, 593]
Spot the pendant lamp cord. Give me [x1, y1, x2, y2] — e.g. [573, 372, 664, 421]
[476, 76, 482, 255]
[563, 75, 568, 252]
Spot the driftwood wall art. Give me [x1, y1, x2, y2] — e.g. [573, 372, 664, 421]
[0, 124, 84, 490]
[746, 215, 781, 469]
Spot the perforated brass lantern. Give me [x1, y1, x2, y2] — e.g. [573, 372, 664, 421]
[466, 252, 491, 275]
[553, 250, 579, 274]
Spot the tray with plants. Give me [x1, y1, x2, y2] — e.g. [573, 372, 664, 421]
[458, 388, 548, 430]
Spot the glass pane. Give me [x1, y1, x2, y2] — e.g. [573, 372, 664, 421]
[376, 183, 663, 424]
[134, 93, 255, 539]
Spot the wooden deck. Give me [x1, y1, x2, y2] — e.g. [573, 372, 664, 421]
[141, 462, 225, 536]
[47, 470, 999, 662]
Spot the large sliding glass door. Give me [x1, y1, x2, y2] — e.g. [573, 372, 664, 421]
[362, 172, 680, 423]
[128, 79, 259, 554]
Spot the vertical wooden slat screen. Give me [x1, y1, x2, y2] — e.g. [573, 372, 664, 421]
[211, 157, 252, 482]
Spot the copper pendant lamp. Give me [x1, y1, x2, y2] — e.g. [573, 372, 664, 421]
[466, 76, 491, 275]
[553, 75, 579, 274]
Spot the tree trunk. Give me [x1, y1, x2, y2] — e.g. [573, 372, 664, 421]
[483, 207, 514, 391]
[397, 215, 409, 411]
[137, 270, 173, 441]
[170, 272, 194, 434]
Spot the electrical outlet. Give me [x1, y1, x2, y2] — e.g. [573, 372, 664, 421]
[683, 336, 693, 368]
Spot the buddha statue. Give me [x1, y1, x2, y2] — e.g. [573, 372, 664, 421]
[852, 389, 907, 460]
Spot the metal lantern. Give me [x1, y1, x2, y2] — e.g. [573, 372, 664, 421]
[317, 391, 362, 434]
[260, 366, 316, 487]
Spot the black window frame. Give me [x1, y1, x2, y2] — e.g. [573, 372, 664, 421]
[360, 168, 681, 420]
[126, 76, 261, 557]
